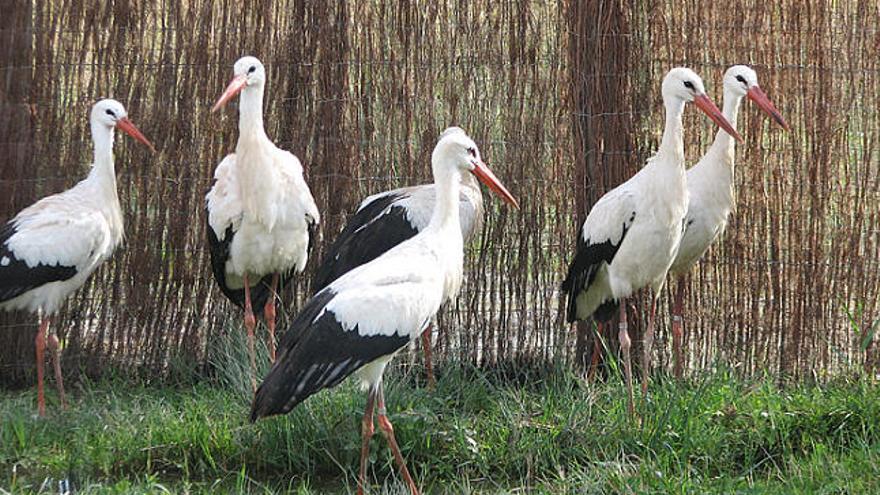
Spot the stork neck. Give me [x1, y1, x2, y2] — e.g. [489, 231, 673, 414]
[459, 169, 484, 209]
[707, 88, 743, 154]
[88, 120, 118, 188]
[427, 161, 463, 234]
[237, 84, 268, 142]
[657, 98, 684, 162]
[460, 169, 480, 192]
[657, 98, 686, 162]
[234, 82, 284, 225]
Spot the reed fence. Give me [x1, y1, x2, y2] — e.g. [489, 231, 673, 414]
[1, 0, 877, 387]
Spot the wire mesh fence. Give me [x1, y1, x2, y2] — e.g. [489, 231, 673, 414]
[0, 0, 877, 387]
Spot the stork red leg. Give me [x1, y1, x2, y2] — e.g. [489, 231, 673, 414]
[587, 322, 603, 382]
[641, 297, 658, 399]
[264, 273, 279, 363]
[671, 281, 685, 379]
[243, 273, 258, 392]
[47, 330, 66, 409]
[34, 318, 49, 417]
[376, 383, 420, 495]
[358, 387, 378, 495]
[421, 324, 435, 389]
[618, 303, 634, 418]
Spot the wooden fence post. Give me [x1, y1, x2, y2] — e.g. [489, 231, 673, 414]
[567, 0, 638, 372]
[0, 0, 34, 388]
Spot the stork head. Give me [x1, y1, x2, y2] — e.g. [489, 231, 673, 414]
[91, 99, 155, 152]
[724, 65, 790, 130]
[432, 127, 518, 208]
[212, 56, 266, 112]
[662, 67, 743, 142]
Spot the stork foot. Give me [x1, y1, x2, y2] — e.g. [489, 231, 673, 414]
[641, 299, 657, 400]
[243, 274, 258, 393]
[35, 320, 48, 417]
[47, 334, 66, 409]
[377, 414, 420, 495]
[358, 388, 377, 495]
[421, 325, 435, 390]
[672, 281, 685, 379]
[618, 305, 634, 419]
[587, 322, 603, 382]
[264, 273, 279, 363]
[377, 383, 420, 495]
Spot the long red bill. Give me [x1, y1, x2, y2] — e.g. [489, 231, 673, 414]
[693, 94, 743, 142]
[116, 118, 156, 153]
[471, 161, 519, 208]
[747, 86, 790, 131]
[211, 75, 248, 112]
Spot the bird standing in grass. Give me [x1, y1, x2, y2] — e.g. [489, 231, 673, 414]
[667, 65, 789, 377]
[0, 99, 154, 416]
[312, 126, 485, 388]
[562, 68, 741, 416]
[206, 56, 320, 389]
[250, 128, 517, 495]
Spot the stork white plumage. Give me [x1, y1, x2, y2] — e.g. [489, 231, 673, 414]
[668, 65, 789, 377]
[312, 127, 485, 387]
[561, 68, 741, 415]
[0, 99, 154, 416]
[250, 128, 517, 495]
[206, 56, 320, 388]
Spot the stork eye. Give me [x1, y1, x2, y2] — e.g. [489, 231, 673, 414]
[467, 147, 476, 157]
[105, 109, 116, 117]
[683, 81, 695, 90]
[735, 75, 747, 84]
[248, 66, 256, 74]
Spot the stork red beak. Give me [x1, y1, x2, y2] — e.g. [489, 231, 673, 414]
[471, 161, 519, 208]
[212, 75, 248, 112]
[116, 118, 156, 153]
[693, 94, 743, 143]
[747, 86, 790, 131]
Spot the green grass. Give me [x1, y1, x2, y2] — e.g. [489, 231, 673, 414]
[1, 363, 878, 494]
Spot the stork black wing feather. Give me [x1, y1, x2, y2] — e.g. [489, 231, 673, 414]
[560, 222, 631, 323]
[0, 221, 78, 303]
[312, 192, 418, 293]
[250, 289, 410, 421]
[306, 214, 319, 256]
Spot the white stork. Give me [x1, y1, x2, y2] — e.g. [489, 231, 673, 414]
[0, 99, 154, 416]
[668, 65, 789, 377]
[561, 68, 741, 415]
[312, 127, 484, 387]
[250, 128, 517, 495]
[206, 56, 320, 387]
